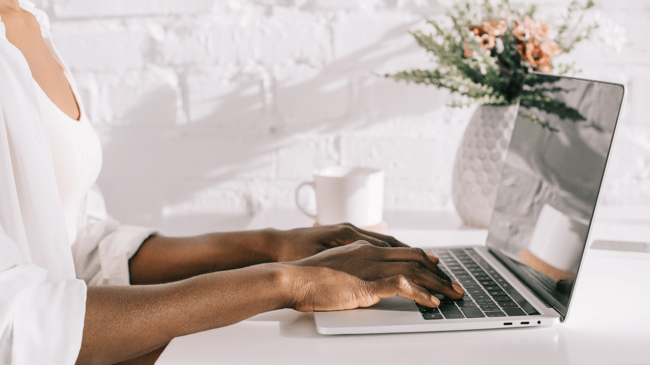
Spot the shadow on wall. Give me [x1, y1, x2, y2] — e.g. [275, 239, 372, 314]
[98, 5, 450, 234]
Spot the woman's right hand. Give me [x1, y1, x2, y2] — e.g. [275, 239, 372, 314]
[285, 241, 465, 312]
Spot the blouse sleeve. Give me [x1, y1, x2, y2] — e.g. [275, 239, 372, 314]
[71, 185, 158, 286]
[0, 229, 87, 365]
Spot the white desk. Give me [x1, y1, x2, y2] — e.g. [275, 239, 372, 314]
[157, 208, 650, 365]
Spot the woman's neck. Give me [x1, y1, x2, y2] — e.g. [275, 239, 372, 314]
[0, 0, 20, 11]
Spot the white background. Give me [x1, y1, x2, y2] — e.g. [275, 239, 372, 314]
[30, 0, 650, 234]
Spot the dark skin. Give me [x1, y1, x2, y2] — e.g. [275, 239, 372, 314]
[84, 226, 463, 365]
[0, 4, 464, 365]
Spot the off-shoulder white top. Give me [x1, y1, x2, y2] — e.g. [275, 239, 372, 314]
[0, 2, 156, 364]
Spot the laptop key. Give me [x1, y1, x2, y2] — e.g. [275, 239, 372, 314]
[438, 304, 465, 319]
[471, 294, 490, 300]
[488, 290, 506, 296]
[422, 313, 444, 320]
[479, 305, 500, 312]
[465, 288, 485, 295]
[492, 295, 512, 302]
[503, 307, 526, 316]
[499, 285, 540, 315]
[461, 284, 479, 289]
[485, 311, 507, 317]
[457, 301, 477, 307]
[498, 302, 518, 307]
[459, 279, 477, 285]
[484, 286, 502, 291]
[461, 307, 486, 318]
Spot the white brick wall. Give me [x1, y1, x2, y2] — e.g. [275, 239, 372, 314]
[29, 0, 650, 234]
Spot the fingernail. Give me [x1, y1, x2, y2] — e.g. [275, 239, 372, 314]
[431, 295, 440, 307]
[426, 253, 440, 264]
[452, 282, 464, 295]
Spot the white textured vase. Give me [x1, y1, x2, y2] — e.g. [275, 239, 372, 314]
[451, 103, 520, 228]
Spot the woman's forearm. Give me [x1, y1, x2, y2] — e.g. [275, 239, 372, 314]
[77, 263, 293, 365]
[128, 229, 281, 285]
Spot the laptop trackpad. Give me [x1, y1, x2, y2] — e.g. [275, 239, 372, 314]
[364, 296, 418, 312]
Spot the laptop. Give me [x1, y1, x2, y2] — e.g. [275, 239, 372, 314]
[314, 73, 625, 335]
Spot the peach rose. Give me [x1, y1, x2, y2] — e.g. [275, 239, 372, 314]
[479, 33, 496, 50]
[540, 40, 562, 58]
[480, 20, 507, 37]
[524, 16, 553, 41]
[470, 25, 488, 37]
[523, 41, 544, 68]
[520, 40, 561, 73]
[512, 20, 530, 43]
[470, 20, 507, 38]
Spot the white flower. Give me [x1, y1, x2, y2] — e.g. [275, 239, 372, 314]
[495, 38, 504, 54]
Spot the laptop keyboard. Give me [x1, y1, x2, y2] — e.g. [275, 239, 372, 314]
[417, 248, 540, 320]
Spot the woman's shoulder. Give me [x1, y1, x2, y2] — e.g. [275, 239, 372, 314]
[0, 7, 39, 50]
[0, 1, 49, 41]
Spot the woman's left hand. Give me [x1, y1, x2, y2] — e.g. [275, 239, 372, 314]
[272, 223, 436, 263]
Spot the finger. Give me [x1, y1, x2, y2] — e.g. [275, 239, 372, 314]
[337, 229, 391, 248]
[325, 225, 389, 248]
[368, 275, 441, 308]
[384, 262, 464, 300]
[341, 223, 409, 248]
[380, 247, 451, 283]
[426, 253, 440, 265]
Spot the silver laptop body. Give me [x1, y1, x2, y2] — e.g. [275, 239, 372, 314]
[314, 74, 625, 335]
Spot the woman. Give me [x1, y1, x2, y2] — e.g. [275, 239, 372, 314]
[0, 1, 463, 364]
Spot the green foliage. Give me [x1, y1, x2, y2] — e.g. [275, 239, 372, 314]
[386, 0, 595, 131]
[556, 0, 599, 53]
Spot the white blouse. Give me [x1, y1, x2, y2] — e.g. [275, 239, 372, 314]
[0, 1, 157, 364]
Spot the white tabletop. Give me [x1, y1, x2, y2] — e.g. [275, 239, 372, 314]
[157, 207, 650, 365]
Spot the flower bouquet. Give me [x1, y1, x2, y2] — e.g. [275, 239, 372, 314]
[387, 0, 605, 130]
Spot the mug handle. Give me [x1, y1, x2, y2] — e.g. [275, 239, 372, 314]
[295, 182, 317, 219]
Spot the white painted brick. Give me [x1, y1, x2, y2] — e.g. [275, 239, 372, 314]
[275, 65, 352, 123]
[153, 18, 213, 66]
[209, 15, 258, 65]
[93, 67, 184, 126]
[276, 137, 340, 179]
[152, 129, 277, 181]
[53, 0, 215, 18]
[624, 66, 650, 125]
[257, 7, 332, 66]
[50, 21, 148, 71]
[332, 11, 418, 60]
[359, 75, 449, 121]
[606, 124, 650, 178]
[600, 179, 650, 206]
[184, 69, 266, 126]
[384, 177, 451, 211]
[340, 135, 453, 181]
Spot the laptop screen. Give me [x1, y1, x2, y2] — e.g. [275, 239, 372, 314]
[485, 74, 624, 319]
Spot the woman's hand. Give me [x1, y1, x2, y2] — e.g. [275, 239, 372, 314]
[128, 224, 441, 285]
[273, 223, 430, 262]
[285, 241, 464, 312]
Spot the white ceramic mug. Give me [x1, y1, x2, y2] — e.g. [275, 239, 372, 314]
[295, 166, 384, 226]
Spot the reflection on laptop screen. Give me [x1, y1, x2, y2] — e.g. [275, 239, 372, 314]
[486, 74, 624, 316]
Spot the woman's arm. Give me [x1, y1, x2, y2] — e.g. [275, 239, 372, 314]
[128, 224, 414, 285]
[79, 242, 463, 365]
[78, 263, 291, 364]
